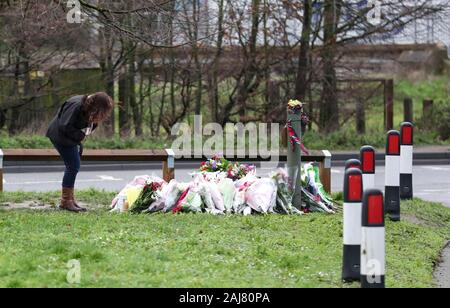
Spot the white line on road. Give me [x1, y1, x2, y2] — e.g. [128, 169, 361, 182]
[5, 176, 123, 186]
[421, 166, 450, 171]
[98, 175, 123, 181]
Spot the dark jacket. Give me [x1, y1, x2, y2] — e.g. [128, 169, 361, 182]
[46, 95, 92, 147]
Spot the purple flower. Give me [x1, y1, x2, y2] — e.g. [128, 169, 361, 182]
[212, 161, 217, 171]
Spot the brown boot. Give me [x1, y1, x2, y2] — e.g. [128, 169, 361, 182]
[71, 189, 88, 212]
[59, 188, 82, 213]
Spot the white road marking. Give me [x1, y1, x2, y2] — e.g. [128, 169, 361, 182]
[421, 166, 450, 172]
[98, 175, 123, 181]
[5, 176, 124, 186]
[422, 189, 450, 193]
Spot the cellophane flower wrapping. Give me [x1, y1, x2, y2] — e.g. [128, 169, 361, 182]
[113, 156, 335, 216]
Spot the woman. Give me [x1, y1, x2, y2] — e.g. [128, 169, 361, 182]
[46, 93, 114, 213]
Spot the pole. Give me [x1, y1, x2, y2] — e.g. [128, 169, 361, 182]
[361, 189, 385, 289]
[360, 146, 376, 191]
[287, 106, 303, 209]
[385, 130, 401, 221]
[342, 168, 363, 282]
[400, 123, 414, 200]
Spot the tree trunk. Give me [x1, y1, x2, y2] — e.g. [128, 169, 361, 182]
[211, 0, 224, 122]
[295, 0, 312, 101]
[118, 72, 130, 138]
[319, 0, 340, 133]
[99, 26, 115, 137]
[128, 47, 143, 137]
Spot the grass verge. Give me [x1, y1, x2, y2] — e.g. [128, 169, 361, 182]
[0, 191, 449, 288]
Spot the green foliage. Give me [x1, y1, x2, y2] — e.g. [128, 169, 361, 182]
[0, 191, 449, 288]
[0, 134, 169, 150]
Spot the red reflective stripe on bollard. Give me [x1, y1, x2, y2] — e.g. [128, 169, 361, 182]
[401, 125, 413, 145]
[348, 174, 363, 202]
[368, 195, 384, 225]
[388, 134, 400, 155]
[362, 151, 375, 173]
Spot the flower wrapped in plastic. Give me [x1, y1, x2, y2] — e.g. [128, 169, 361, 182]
[129, 181, 164, 214]
[245, 179, 277, 214]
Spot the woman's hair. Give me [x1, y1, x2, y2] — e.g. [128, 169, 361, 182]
[82, 92, 114, 123]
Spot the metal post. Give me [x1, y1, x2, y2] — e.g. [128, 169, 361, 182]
[287, 109, 302, 209]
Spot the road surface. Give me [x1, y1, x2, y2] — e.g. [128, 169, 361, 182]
[2, 163, 450, 206]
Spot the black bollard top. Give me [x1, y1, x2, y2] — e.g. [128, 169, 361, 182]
[345, 159, 362, 171]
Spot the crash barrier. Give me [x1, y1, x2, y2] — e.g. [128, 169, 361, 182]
[0, 149, 176, 192]
[0, 149, 332, 194]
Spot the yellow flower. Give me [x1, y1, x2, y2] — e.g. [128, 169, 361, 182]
[288, 99, 303, 108]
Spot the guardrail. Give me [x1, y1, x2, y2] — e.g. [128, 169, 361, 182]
[0, 148, 175, 192]
[0, 149, 332, 193]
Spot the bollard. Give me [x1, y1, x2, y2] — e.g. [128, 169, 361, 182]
[385, 130, 401, 222]
[400, 123, 414, 200]
[360, 146, 376, 191]
[342, 168, 363, 282]
[345, 159, 362, 171]
[361, 189, 385, 289]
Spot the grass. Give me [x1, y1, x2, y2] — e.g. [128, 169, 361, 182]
[0, 190, 449, 288]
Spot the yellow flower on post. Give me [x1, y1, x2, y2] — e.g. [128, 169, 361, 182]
[288, 99, 303, 109]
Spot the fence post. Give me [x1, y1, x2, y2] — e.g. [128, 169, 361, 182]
[423, 100, 434, 130]
[403, 97, 413, 123]
[342, 168, 363, 282]
[320, 150, 332, 194]
[385, 130, 401, 222]
[400, 123, 414, 200]
[163, 149, 175, 183]
[361, 189, 386, 289]
[0, 149, 3, 193]
[360, 146, 376, 191]
[384, 79, 394, 131]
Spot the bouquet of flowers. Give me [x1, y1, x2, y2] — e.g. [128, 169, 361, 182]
[287, 99, 310, 132]
[199, 155, 256, 181]
[129, 181, 163, 214]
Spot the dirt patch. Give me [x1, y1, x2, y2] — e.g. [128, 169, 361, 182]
[0, 201, 90, 211]
[402, 214, 427, 226]
[434, 242, 450, 288]
[0, 201, 56, 211]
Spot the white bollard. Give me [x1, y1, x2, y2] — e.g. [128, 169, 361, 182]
[400, 123, 414, 200]
[342, 168, 363, 282]
[361, 189, 385, 289]
[385, 130, 401, 222]
[360, 146, 376, 191]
